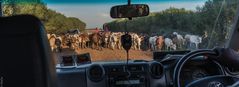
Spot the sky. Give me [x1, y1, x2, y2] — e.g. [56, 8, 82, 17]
[44, 0, 207, 29]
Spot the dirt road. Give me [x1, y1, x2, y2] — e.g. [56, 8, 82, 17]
[52, 48, 153, 63]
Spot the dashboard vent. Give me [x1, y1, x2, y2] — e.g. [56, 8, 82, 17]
[87, 64, 105, 82]
[150, 62, 164, 79]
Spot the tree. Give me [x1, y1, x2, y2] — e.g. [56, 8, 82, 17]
[2, 3, 86, 34]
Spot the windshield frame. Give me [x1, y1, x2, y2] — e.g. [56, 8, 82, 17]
[0, 0, 239, 61]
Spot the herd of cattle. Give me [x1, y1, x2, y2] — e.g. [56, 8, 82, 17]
[47, 31, 204, 52]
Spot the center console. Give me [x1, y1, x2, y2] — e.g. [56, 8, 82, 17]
[106, 64, 149, 87]
[87, 62, 165, 87]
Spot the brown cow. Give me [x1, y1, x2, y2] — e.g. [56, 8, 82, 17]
[70, 34, 80, 50]
[131, 33, 143, 50]
[79, 33, 89, 48]
[49, 34, 56, 51]
[156, 36, 164, 51]
[102, 32, 111, 48]
[89, 33, 102, 50]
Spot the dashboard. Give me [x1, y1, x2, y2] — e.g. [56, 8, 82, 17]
[56, 54, 231, 87]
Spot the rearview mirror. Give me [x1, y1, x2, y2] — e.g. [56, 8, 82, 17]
[110, 4, 150, 18]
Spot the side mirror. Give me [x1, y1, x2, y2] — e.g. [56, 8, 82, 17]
[110, 4, 150, 18]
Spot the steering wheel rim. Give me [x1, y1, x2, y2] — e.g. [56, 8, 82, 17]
[185, 75, 239, 87]
[173, 49, 217, 87]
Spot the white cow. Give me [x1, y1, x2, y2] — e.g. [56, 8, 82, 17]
[172, 32, 185, 49]
[185, 34, 202, 49]
[131, 33, 142, 50]
[78, 35, 83, 48]
[149, 36, 158, 51]
[109, 33, 118, 50]
[103, 32, 111, 48]
[70, 34, 80, 50]
[164, 38, 177, 50]
[115, 32, 123, 50]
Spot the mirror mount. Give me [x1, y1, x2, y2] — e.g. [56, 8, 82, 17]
[127, 0, 132, 20]
[128, 0, 131, 5]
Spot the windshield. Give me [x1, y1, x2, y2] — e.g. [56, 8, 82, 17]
[2, 0, 238, 62]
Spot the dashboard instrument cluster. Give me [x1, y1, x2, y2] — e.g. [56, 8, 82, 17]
[179, 60, 224, 86]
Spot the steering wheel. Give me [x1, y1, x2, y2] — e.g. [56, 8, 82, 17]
[173, 49, 239, 87]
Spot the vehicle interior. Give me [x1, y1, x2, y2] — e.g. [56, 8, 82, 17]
[1, 0, 239, 87]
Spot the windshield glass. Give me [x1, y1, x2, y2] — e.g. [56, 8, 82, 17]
[2, 0, 238, 62]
